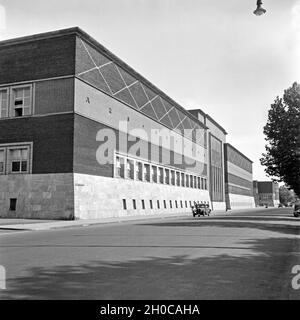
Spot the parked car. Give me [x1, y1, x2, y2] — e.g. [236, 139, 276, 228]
[294, 203, 300, 218]
[204, 203, 211, 216]
[192, 202, 207, 217]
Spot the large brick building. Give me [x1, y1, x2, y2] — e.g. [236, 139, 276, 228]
[0, 27, 255, 219]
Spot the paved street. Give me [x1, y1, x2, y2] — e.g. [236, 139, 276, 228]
[0, 208, 299, 299]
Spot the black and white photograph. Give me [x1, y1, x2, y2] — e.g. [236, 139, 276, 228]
[0, 0, 299, 314]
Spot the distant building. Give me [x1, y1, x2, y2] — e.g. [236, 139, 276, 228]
[253, 181, 280, 207]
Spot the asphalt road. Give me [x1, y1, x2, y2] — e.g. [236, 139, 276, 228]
[0, 208, 299, 300]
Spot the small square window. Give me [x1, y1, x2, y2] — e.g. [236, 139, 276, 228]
[11, 161, 21, 172]
[9, 198, 17, 211]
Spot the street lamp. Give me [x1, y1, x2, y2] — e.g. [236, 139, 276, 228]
[253, 0, 266, 16]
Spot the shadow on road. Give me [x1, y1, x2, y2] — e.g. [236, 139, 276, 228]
[139, 219, 300, 237]
[1, 236, 299, 300]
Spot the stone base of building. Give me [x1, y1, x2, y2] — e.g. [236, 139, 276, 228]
[74, 173, 211, 219]
[226, 193, 256, 210]
[0, 173, 212, 220]
[0, 173, 74, 220]
[211, 201, 226, 211]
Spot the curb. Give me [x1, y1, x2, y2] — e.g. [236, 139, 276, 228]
[0, 212, 191, 231]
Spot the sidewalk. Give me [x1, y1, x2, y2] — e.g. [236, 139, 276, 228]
[0, 207, 275, 232]
[0, 212, 191, 231]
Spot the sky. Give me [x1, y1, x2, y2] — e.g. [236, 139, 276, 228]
[0, 0, 299, 181]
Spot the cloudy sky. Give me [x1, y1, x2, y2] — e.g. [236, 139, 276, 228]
[0, 0, 299, 180]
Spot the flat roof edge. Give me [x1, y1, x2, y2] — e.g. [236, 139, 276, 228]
[225, 143, 253, 163]
[188, 108, 228, 135]
[0, 27, 82, 47]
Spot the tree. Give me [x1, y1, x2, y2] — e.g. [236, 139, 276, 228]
[260, 82, 300, 196]
[279, 185, 296, 206]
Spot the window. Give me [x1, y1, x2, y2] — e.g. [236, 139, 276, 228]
[186, 174, 189, 187]
[190, 175, 193, 188]
[9, 198, 17, 211]
[11, 85, 32, 117]
[169, 200, 172, 209]
[176, 172, 180, 186]
[175, 200, 178, 208]
[180, 200, 183, 208]
[165, 169, 170, 184]
[158, 167, 164, 183]
[8, 146, 30, 174]
[126, 159, 134, 179]
[133, 199, 136, 209]
[115, 156, 124, 178]
[151, 165, 157, 183]
[141, 199, 145, 209]
[136, 161, 143, 181]
[0, 149, 5, 174]
[185, 200, 187, 208]
[181, 173, 185, 187]
[164, 200, 167, 209]
[150, 200, 153, 209]
[171, 170, 175, 185]
[0, 88, 8, 118]
[0, 144, 31, 174]
[194, 176, 197, 188]
[122, 199, 127, 210]
[201, 178, 204, 189]
[204, 178, 207, 190]
[197, 177, 201, 189]
[144, 164, 150, 182]
[157, 200, 160, 209]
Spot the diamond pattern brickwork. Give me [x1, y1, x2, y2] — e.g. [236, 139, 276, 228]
[76, 38, 204, 145]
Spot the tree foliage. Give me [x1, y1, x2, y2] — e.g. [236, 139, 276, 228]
[279, 185, 296, 206]
[260, 82, 300, 196]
